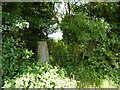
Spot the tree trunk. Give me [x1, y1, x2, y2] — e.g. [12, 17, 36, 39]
[67, 2, 70, 15]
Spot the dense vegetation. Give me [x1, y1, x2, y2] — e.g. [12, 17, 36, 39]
[1, 2, 120, 88]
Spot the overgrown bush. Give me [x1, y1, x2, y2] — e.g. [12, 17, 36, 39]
[48, 39, 71, 66]
[48, 13, 119, 87]
[2, 35, 34, 79]
[2, 12, 34, 84]
[48, 40, 119, 87]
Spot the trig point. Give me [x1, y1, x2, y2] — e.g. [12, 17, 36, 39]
[37, 41, 49, 63]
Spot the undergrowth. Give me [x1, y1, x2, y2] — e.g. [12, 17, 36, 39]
[3, 62, 77, 88]
[2, 62, 118, 88]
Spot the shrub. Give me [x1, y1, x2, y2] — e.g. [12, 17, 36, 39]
[3, 62, 77, 88]
[48, 13, 119, 86]
[2, 35, 34, 80]
[2, 12, 34, 84]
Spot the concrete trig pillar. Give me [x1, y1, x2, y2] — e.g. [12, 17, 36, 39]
[37, 41, 49, 63]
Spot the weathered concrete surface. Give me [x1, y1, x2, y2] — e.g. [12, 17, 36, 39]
[37, 41, 49, 63]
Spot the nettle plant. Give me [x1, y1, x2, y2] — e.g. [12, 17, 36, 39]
[2, 12, 34, 82]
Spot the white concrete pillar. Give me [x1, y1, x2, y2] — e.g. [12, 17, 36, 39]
[37, 41, 49, 63]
